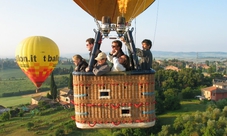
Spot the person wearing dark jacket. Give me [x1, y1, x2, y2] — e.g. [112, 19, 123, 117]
[136, 39, 153, 70]
[72, 55, 88, 72]
[86, 38, 102, 65]
[86, 52, 110, 76]
[109, 40, 124, 58]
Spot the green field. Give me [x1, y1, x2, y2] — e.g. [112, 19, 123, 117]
[158, 100, 206, 125]
[0, 64, 72, 80]
[0, 99, 206, 136]
[0, 109, 80, 136]
[0, 69, 26, 79]
[0, 65, 208, 135]
[0, 64, 73, 97]
[0, 96, 31, 107]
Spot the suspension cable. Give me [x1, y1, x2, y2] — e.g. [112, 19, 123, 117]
[153, 0, 160, 45]
[134, 18, 136, 44]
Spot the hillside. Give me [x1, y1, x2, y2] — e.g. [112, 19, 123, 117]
[61, 51, 227, 62]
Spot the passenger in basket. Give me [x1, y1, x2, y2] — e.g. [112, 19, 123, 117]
[72, 54, 88, 72]
[107, 54, 130, 71]
[136, 39, 153, 70]
[85, 52, 110, 76]
[86, 38, 102, 65]
[109, 40, 124, 58]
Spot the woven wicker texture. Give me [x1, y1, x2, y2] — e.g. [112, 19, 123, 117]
[73, 73, 155, 128]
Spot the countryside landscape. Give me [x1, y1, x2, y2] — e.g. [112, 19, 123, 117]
[1, 51, 227, 136]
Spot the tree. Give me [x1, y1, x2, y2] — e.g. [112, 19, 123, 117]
[157, 125, 172, 136]
[69, 65, 74, 73]
[155, 90, 165, 114]
[163, 89, 181, 110]
[46, 92, 52, 99]
[50, 72, 57, 100]
[205, 60, 209, 66]
[55, 129, 65, 136]
[26, 122, 34, 130]
[68, 73, 73, 90]
[0, 111, 11, 121]
[181, 87, 194, 99]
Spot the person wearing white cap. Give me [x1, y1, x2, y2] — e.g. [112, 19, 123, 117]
[86, 52, 110, 75]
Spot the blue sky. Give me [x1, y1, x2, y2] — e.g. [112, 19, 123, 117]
[0, 0, 227, 58]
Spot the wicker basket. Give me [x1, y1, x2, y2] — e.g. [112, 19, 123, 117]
[72, 70, 155, 129]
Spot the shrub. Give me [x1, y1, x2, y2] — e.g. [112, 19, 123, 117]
[55, 129, 64, 136]
[0, 111, 11, 121]
[26, 122, 34, 130]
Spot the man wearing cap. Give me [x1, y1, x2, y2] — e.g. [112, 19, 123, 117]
[85, 52, 110, 76]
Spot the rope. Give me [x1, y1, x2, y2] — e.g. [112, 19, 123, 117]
[153, 0, 160, 45]
[81, 103, 85, 106]
[74, 94, 87, 98]
[138, 82, 154, 85]
[134, 102, 143, 108]
[88, 121, 97, 127]
[124, 82, 133, 86]
[134, 18, 136, 44]
[112, 121, 121, 126]
[111, 104, 120, 109]
[75, 112, 88, 115]
[97, 103, 102, 106]
[71, 116, 75, 120]
[98, 84, 105, 86]
[70, 100, 74, 105]
[142, 92, 155, 96]
[86, 103, 96, 107]
[104, 104, 109, 107]
[136, 120, 143, 123]
[142, 110, 155, 114]
[74, 83, 91, 86]
[73, 102, 155, 107]
[74, 82, 154, 86]
[74, 118, 156, 126]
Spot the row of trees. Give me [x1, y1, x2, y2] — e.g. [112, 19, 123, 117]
[156, 99, 227, 136]
[46, 66, 74, 100]
[154, 67, 212, 114]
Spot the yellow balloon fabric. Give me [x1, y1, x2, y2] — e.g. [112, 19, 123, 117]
[73, 0, 155, 24]
[15, 36, 60, 88]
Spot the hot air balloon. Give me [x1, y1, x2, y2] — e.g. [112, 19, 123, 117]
[71, 0, 156, 129]
[15, 36, 59, 92]
[73, 0, 155, 24]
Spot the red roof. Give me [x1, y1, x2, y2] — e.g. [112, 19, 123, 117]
[203, 86, 217, 92]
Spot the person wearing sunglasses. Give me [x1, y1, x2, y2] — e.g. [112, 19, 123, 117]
[72, 54, 88, 72]
[85, 38, 102, 65]
[109, 40, 124, 58]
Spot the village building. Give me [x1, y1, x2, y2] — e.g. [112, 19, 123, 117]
[201, 82, 227, 101]
[58, 87, 73, 108]
[31, 96, 53, 105]
[0, 105, 10, 115]
[165, 65, 180, 72]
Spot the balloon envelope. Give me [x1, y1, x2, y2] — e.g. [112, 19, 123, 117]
[15, 36, 59, 88]
[73, 0, 155, 24]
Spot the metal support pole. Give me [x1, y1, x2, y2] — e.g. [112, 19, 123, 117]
[88, 30, 102, 71]
[126, 29, 140, 70]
